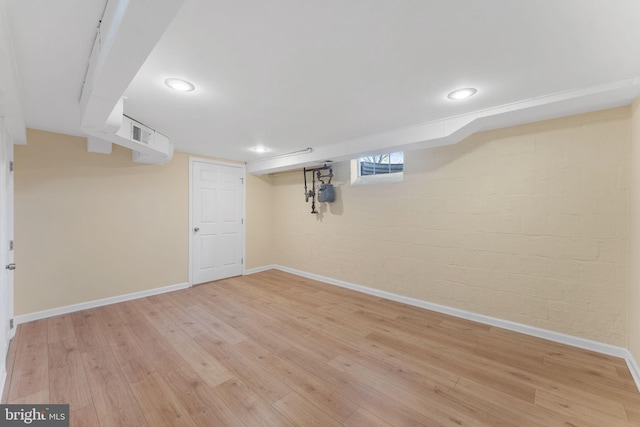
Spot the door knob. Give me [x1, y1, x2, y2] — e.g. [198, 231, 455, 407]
[5, 263, 15, 271]
[194, 227, 200, 233]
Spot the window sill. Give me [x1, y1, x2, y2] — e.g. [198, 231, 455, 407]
[351, 172, 403, 186]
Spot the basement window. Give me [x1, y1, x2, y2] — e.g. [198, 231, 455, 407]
[351, 152, 404, 185]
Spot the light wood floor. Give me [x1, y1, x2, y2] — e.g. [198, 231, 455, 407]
[3, 270, 640, 426]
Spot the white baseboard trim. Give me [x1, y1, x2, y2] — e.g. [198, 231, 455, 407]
[273, 265, 640, 392]
[14, 282, 190, 325]
[0, 368, 6, 404]
[627, 350, 640, 392]
[244, 265, 277, 275]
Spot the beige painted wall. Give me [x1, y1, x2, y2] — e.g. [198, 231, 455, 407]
[271, 107, 631, 346]
[15, 107, 635, 350]
[15, 130, 192, 315]
[15, 129, 267, 316]
[630, 98, 640, 360]
[245, 174, 275, 269]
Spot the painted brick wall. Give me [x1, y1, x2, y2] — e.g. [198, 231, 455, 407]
[271, 107, 630, 346]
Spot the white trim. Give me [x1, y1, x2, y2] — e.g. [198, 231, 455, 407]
[0, 368, 6, 405]
[627, 352, 640, 392]
[0, 117, 14, 403]
[244, 264, 277, 275]
[350, 170, 403, 186]
[188, 157, 246, 286]
[350, 155, 404, 186]
[242, 168, 246, 276]
[272, 265, 640, 392]
[14, 282, 189, 325]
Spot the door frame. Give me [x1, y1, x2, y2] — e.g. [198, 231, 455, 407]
[188, 157, 246, 286]
[0, 119, 15, 398]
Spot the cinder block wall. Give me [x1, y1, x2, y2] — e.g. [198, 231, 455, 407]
[271, 107, 630, 346]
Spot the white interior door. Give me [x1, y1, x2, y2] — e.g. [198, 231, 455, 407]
[190, 159, 244, 285]
[0, 120, 14, 385]
[5, 127, 13, 344]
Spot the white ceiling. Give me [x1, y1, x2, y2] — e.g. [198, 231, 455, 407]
[4, 0, 640, 172]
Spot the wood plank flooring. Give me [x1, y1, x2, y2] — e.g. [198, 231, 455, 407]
[3, 269, 640, 426]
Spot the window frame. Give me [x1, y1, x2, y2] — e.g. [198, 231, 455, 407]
[350, 152, 404, 186]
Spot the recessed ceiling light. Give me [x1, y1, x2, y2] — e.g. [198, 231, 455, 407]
[447, 87, 477, 100]
[253, 147, 269, 153]
[165, 78, 195, 92]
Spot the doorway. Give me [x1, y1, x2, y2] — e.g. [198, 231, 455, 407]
[189, 158, 245, 285]
[0, 120, 15, 391]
